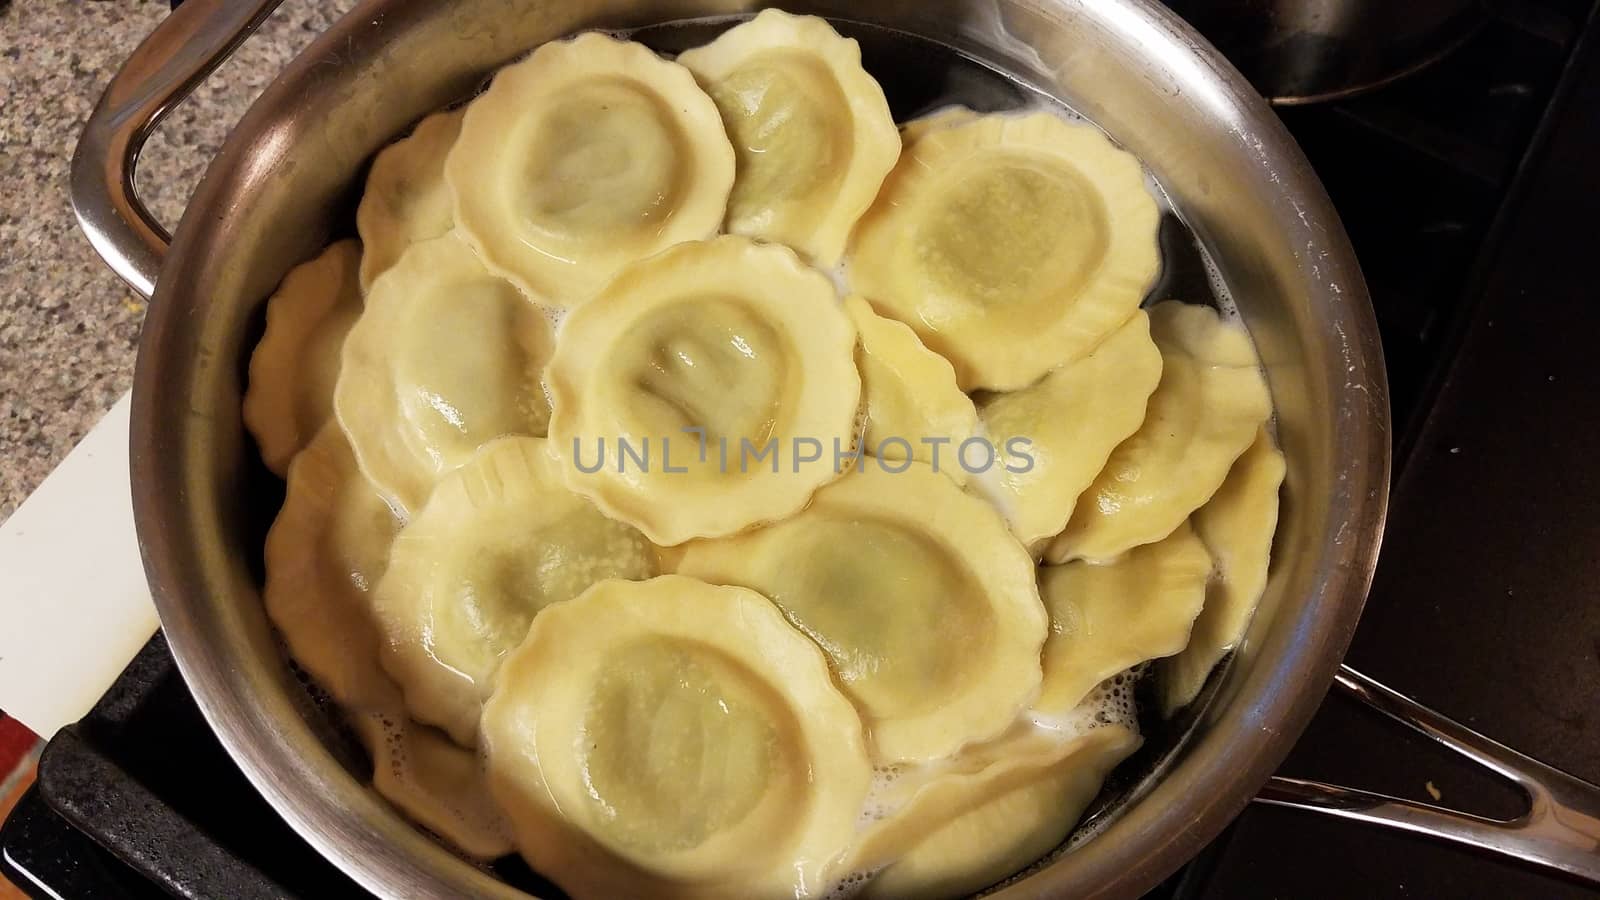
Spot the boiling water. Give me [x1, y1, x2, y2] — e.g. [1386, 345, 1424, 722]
[342, 15, 1259, 896]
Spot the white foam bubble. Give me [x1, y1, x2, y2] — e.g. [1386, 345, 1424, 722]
[828, 260, 854, 298]
[821, 866, 882, 900]
[1019, 95, 1089, 124]
[1030, 667, 1140, 738]
[363, 713, 512, 855]
[1200, 249, 1239, 324]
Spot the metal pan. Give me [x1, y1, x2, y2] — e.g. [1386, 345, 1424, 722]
[69, 0, 1600, 895]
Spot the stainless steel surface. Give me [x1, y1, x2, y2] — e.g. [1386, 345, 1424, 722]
[68, 0, 283, 299]
[75, 1, 1392, 898]
[1163, 0, 1486, 104]
[1260, 665, 1600, 884]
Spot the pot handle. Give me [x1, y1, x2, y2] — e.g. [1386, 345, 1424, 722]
[1257, 664, 1600, 884]
[70, 0, 285, 300]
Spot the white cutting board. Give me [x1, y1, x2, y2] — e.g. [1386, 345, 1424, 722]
[0, 392, 159, 737]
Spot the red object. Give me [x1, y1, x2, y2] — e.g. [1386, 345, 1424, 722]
[0, 713, 38, 900]
[0, 714, 39, 784]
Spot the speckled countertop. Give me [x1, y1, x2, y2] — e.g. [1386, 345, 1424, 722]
[0, 0, 356, 520]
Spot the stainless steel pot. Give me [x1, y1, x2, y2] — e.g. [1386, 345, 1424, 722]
[70, 0, 1600, 896]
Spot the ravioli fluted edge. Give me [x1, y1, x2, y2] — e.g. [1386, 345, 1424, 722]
[446, 32, 735, 307]
[481, 575, 872, 900]
[679, 9, 900, 267]
[547, 235, 861, 545]
[677, 462, 1048, 762]
[847, 111, 1161, 391]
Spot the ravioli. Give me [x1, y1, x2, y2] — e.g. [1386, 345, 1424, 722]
[446, 32, 734, 306]
[240, 21, 1295, 896]
[356, 108, 465, 290]
[1046, 301, 1271, 564]
[335, 232, 555, 516]
[262, 424, 401, 712]
[481, 575, 871, 900]
[243, 240, 364, 476]
[898, 106, 978, 143]
[980, 311, 1162, 553]
[1161, 429, 1285, 713]
[1034, 523, 1212, 719]
[371, 436, 658, 745]
[848, 111, 1160, 390]
[852, 725, 1140, 900]
[353, 714, 513, 860]
[845, 294, 978, 478]
[676, 463, 1046, 762]
[547, 236, 860, 545]
[678, 10, 899, 267]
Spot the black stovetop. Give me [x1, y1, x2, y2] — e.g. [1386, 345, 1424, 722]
[6, 2, 1600, 897]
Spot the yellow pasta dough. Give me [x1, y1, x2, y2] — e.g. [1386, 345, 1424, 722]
[447, 33, 734, 306]
[980, 310, 1162, 553]
[371, 436, 658, 745]
[356, 108, 465, 289]
[335, 232, 555, 516]
[1035, 523, 1212, 718]
[353, 713, 513, 860]
[243, 240, 364, 476]
[481, 575, 871, 899]
[262, 424, 401, 713]
[848, 112, 1160, 390]
[1046, 301, 1271, 563]
[853, 725, 1140, 900]
[1161, 428, 1285, 712]
[845, 294, 978, 479]
[547, 236, 860, 545]
[677, 463, 1046, 762]
[679, 10, 899, 266]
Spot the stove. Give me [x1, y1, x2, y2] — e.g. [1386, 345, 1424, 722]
[5, 1, 1600, 896]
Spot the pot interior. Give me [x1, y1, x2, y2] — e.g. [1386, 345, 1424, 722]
[132, 1, 1388, 897]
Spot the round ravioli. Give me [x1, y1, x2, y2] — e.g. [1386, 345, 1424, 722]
[852, 725, 1140, 900]
[353, 713, 513, 860]
[1161, 428, 1285, 713]
[446, 32, 734, 306]
[356, 108, 465, 289]
[676, 463, 1046, 762]
[372, 436, 659, 745]
[1046, 301, 1271, 564]
[678, 9, 899, 267]
[335, 232, 555, 516]
[263, 423, 402, 713]
[481, 575, 871, 900]
[845, 294, 977, 480]
[243, 240, 364, 476]
[1034, 523, 1212, 719]
[547, 236, 860, 545]
[979, 310, 1162, 553]
[848, 111, 1160, 391]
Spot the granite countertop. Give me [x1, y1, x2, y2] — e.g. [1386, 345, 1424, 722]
[0, 0, 355, 521]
